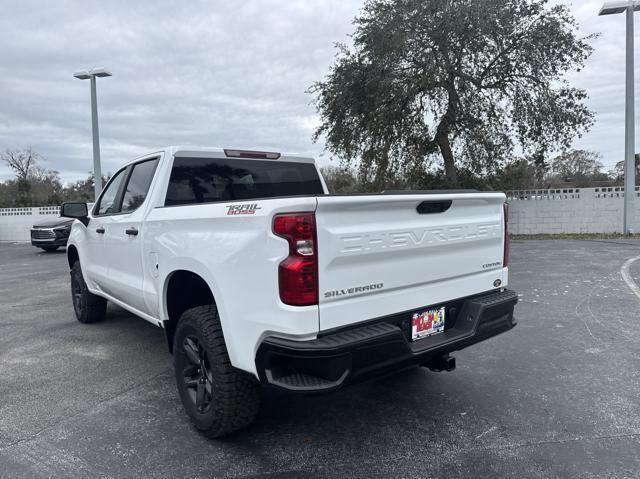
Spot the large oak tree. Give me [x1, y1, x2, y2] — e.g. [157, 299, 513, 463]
[311, 0, 596, 186]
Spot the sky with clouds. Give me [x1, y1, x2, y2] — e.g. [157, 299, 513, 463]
[0, 0, 635, 183]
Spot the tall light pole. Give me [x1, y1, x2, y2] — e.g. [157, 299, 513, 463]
[73, 67, 112, 201]
[600, 1, 640, 234]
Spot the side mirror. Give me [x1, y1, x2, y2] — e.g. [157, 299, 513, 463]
[61, 202, 89, 226]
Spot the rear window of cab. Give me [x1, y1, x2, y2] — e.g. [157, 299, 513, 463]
[164, 157, 324, 206]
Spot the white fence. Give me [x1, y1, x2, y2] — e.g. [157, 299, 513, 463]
[0, 189, 638, 241]
[506, 187, 640, 234]
[0, 206, 61, 241]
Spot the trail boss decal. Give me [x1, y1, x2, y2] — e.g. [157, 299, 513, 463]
[324, 283, 384, 299]
[226, 203, 262, 215]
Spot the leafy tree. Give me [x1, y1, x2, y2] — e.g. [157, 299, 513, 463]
[311, 0, 596, 185]
[550, 150, 603, 178]
[320, 165, 359, 193]
[30, 168, 64, 205]
[611, 154, 640, 186]
[548, 149, 609, 186]
[63, 173, 110, 203]
[493, 158, 542, 191]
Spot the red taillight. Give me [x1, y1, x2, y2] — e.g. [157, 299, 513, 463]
[273, 213, 318, 306]
[503, 203, 509, 267]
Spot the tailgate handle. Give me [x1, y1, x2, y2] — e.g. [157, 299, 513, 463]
[417, 200, 452, 214]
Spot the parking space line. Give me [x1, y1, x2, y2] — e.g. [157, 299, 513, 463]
[621, 255, 640, 301]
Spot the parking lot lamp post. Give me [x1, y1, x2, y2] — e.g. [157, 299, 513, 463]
[599, 1, 640, 234]
[73, 67, 112, 201]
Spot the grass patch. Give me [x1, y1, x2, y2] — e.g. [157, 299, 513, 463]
[511, 233, 640, 241]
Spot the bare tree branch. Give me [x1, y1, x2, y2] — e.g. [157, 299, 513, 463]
[1, 147, 41, 181]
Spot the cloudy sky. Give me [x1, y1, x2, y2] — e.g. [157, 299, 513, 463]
[0, 0, 635, 183]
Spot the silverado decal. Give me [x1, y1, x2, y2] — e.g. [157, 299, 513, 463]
[324, 283, 384, 299]
[226, 203, 262, 215]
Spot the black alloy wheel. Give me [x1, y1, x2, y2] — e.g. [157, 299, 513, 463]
[180, 335, 214, 413]
[71, 269, 84, 317]
[172, 305, 261, 437]
[70, 261, 107, 323]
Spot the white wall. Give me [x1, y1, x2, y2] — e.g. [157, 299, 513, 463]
[1, 190, 637, 241]
[507, 187, 640, 235]
[0, 206, 60, 241]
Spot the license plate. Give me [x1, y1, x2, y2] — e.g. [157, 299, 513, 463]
[411, 307, 445, 341]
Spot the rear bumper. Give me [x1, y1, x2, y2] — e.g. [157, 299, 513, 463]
[255, 289, 518, 393]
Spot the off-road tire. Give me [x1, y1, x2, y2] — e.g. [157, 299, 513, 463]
[173, 305, 261, 438]
[70, 261, 107, 323]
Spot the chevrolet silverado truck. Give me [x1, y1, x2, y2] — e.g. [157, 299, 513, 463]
[61, 146, 517, 437]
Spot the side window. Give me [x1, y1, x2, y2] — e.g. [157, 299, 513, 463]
[121, 158, 159, 213]
[95, 168, 126, 216]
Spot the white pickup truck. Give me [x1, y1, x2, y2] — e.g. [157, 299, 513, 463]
[61, 146, 517, 437]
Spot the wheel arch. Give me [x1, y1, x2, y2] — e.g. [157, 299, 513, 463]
[163, 268, 219, 354]
[67, 244, 79, 269]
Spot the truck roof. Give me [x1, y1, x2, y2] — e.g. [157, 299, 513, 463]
[124, 146, 317, 166]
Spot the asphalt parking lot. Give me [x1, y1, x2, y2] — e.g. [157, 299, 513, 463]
[1, 240, 640, 478]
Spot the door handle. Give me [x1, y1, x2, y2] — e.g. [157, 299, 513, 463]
[417, 200, 452, 214]
[125, 227, 139, 236]
[96, 227, 105, 234]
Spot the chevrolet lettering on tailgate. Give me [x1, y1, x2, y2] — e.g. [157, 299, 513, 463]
[338, 222, 501, 254]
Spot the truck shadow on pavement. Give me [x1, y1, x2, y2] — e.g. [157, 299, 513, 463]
[104, 304, 472, 446]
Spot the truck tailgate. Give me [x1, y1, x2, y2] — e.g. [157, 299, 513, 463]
[315, 193, 507, 332]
